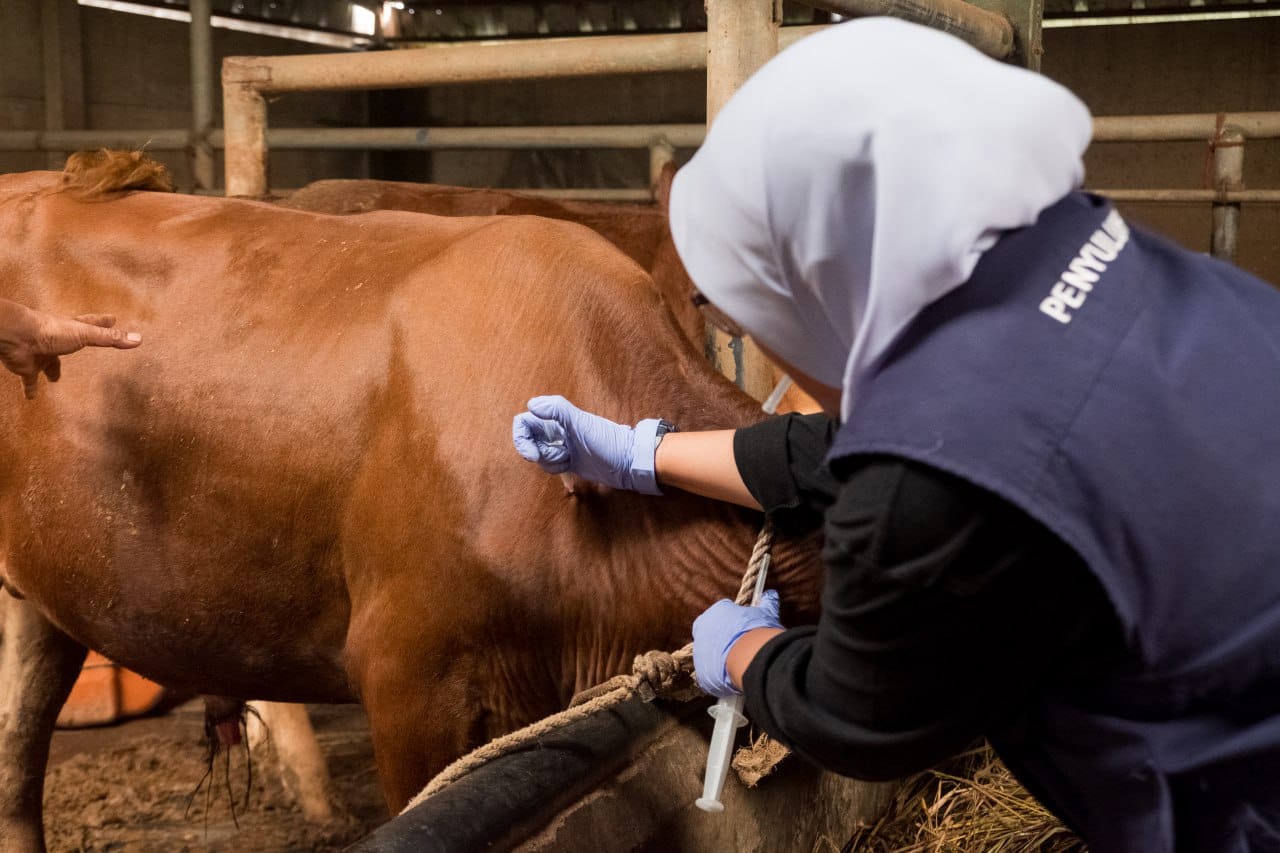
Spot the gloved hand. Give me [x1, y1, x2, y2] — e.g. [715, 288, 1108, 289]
[512, 395, 665, 495]
[692, 590, 783, 697]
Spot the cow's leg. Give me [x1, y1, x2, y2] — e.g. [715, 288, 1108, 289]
[246, 701, 338, 822]
[346, 617, 492, 814]
[0, 593, 87, 853]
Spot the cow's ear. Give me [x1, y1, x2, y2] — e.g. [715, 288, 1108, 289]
[653, 161, 677, 213]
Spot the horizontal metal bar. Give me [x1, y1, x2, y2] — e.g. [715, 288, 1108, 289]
[1092, 112, 1280, 142]
[5, 110, 1279, 156]
[1044, 9, 1280, 28]
[263, 125, 707, 150]
[0, 125, 705, 152]
[1093, 188, 1280, 203]
[0, 128, 193, 150]
[223, 26, 825, 95]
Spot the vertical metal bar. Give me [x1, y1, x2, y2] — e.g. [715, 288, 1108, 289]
[222, 58, 270, 197]
[648, 138, 675, 197]
[1211, 128, 1244, 261]
[43, 0, 86, 170]
[705, 0, 781, 401]
[706, 0, 780, 123]
[190, 0, 216, 191]
[41, 2, 67, 170]
[967, 0, 1044, 69]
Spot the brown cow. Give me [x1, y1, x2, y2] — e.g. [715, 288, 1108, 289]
[282, 176, 822, 415]
[0, 153, 821, 849]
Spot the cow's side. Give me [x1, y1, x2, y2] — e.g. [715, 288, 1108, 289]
[0, 165, 821, 848]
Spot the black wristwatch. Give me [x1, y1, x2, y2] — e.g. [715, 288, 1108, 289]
[655, 419, 678, 448]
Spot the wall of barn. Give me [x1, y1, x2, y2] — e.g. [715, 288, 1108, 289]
[1044, 19, 1280, 284]
[0, 1, 367, 190]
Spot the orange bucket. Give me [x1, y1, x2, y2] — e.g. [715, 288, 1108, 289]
[56, 652, 167, 728]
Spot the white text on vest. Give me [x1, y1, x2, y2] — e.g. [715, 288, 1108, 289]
[1039, 210, 1131, 325]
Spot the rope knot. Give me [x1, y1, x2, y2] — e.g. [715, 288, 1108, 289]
[630, 649, 685, 702]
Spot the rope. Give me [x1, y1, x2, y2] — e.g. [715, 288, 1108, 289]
[400, 521, 777, 815]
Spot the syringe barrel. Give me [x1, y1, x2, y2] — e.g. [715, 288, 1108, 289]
[695, 696, 747, 812]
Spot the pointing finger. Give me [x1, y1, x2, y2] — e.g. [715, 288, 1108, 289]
[77, 322, 142, 350]
[74, 314, 117, 328]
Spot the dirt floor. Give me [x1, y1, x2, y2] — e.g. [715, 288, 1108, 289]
[44, 701, 389, 852]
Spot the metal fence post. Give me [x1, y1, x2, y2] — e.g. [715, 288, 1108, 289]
[705, 0, 782, 401]
[190, 0, 216, 192]
[968, 0, 1044, 69]
[1211, 127, 1244, 261]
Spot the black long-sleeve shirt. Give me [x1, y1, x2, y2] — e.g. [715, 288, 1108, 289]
[732, 413, 1124, 781]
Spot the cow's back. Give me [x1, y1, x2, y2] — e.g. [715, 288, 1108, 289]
[281, 179, 706, 344]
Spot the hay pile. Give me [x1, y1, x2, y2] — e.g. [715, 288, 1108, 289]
[843, 744, 1086, 852]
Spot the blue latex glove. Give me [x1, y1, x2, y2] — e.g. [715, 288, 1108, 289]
[692, 590, 783, 698]
[512, 395, 664, 495]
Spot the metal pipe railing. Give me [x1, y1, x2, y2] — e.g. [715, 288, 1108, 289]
[224, 26, 824, 97]
[1094, 189, 1280, 204]
[6, 113, 1277, 263]
[0, 125, 705, 152]
[220, 27, 824, 197]
[263, 125, 707, 150]
[8, 112, 1280, 156]
[1092, 112, 1280, 142]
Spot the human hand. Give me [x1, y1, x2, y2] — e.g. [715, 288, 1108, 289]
[692, 590, 784, 697]
[0, 299, 142, 400]
[511, 395, 664, 495]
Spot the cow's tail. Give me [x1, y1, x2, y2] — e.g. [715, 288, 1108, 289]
[185, 695, 255, 831]
[60, 149, 175, 197]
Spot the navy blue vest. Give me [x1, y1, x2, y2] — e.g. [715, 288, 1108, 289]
[831, 193, 1280, 852]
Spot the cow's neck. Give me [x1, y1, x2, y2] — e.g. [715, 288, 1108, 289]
[562, 363, 824, 691]
[560, 485, 821, 694]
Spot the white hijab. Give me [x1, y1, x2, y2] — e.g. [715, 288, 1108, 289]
[669, 18, 1092, 421]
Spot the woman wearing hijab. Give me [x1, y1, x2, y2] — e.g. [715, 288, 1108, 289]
[513, 18, 1280, 852]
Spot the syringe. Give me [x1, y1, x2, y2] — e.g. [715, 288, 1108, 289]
[695, 552, 770, 813]
[543, 437, 576, 493]
[695, 372, 790, 814]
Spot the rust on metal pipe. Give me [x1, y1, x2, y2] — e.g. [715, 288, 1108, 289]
[794, 0, 1014, 59]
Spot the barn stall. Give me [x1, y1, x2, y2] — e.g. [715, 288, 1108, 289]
[1, 1, 1279, 851]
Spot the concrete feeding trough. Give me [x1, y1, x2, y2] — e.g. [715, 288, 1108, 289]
[350, 696, 892, 852]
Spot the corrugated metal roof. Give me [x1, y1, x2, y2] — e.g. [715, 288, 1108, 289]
[97, 0, 1280, 44]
